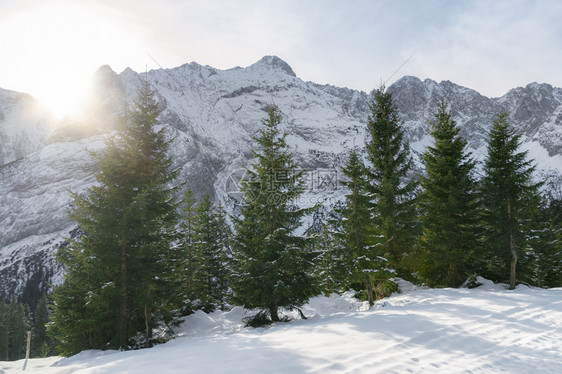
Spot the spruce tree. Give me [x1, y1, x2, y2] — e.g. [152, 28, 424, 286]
[193, 193, 218, 311]
[50, 78, 180, 355]
[527, 200, 560, 287]
[0, 300, 6, 360]
[213, 202, 233, 309]
[418, 101, 480, 287]
[314, 168, 359, 296]
[230, 106, 317, 324]
[31, 293, 55, 357]
[48, 241, 115, 355]
[336, 149, 392, 306]
[536, 199, 562, 287]
[0, 297, 30, 360]
[178, 193, 232, 313]
[191, 193, 231, 312]
[480, 112, 543, 289]
[178, 188, 201, 312]
[125, 80, 181, 346]
[365, 87, 418, 273]
[315, 215, 349, 295]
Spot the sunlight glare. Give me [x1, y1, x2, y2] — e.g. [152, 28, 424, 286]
[0, 1, 145, 119]
[35, 72, 91, 119]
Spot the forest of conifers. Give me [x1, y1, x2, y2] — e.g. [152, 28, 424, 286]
[2, 80, 560, 359]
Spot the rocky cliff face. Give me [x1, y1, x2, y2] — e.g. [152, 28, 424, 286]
[389, 76, 562, 160]
[1, 56, 562, 306]
[0, 88, 54, 165]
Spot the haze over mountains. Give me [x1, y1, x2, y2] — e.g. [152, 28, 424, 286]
[1, 56, 562, 306]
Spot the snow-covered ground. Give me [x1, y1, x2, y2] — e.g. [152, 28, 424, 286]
[2, 278, 561, 373]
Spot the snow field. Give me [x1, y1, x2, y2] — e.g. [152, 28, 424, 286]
[1, 279, 561, 373]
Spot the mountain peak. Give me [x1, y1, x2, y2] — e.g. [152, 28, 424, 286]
[120, 67, 136, 75]
[251, 56, 296, 77]
[95, 64, 115, 74]
[393, 75, 423, 86]
[92, 65, 122, 95]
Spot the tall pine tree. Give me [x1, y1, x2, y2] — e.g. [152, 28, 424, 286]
[230, 106, 317, 324]
[314, 218, 348, 295]
[50, 78, 180, 355]
[214, 202, 233, 309]
[335, 149, 391, 306]
[527, 199, 560, 287]
[178, 188, 201, 313]
[0, 297, 31, 361]
[191, 193, 231, 312]
[536, 199, 562, 287]
[177, 191, 231, 313]
[480, 112, 543, 289]
[365, 87, 418, 273]
[31, 293, 55, 357]
[418, 101, 480, 287]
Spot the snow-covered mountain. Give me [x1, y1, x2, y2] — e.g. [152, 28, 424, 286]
[0, 88, 54, 166]
[2, 56, 562, 306]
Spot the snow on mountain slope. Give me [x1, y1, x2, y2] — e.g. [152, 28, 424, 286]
[2, 280, 561, 373]
[389, 76, 562, 171]
[0, 137, 105, 303]
[1, 56, 562, 305]
[0, 88, 55, 166]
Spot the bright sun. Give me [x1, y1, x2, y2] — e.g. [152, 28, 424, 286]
[35, 74, 91, 120]
[0, 1, 145, 119]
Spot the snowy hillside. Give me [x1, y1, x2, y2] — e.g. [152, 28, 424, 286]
[0, 88, 54, 165]
[2, 279, 561, 373]
[2, 56, 562, 305]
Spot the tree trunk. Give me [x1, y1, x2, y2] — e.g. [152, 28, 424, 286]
[119, 238, 128, 348]
[5, 324, 8, 361]
[447, 262, 457, 287]
[144, 285, 152, 348]
[509, 248, 517, 290]
[365, 275, 374, 308]
[507, 202, 517, 290]
[144, 304, 152, 347]
[269, 303, 280, 322]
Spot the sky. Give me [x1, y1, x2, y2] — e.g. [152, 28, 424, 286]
[1, 0, 561, 117]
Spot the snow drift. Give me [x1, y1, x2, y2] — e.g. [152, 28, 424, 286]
[2, 279, 561, 373]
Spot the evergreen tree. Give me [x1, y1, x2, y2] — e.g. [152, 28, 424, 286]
[535, 199, 562, 287]
[527, 199, 560, 287]
[230, 106, 317, 324]
[418, 101, 480, 287]
[31, 293, 55, 357]
[0, 297, 30, 361]
[125, 80, 181, 346]
[48, 236, 116, 355]
[365, 87, 418, 273]
[50, 78, 180, 355]
[191, 194, 231, 311]
[178, 188, 201, 312]
[0, 300, 5, 360]
[214, 202, 233, 309]
[178, 192, 232, 313]
[336, 149, 392, 306]
[480, 112, 543, 289]
[192, 193, 217, 311]
[0, 300, 6, 360]
[315, 214, 350, 295]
